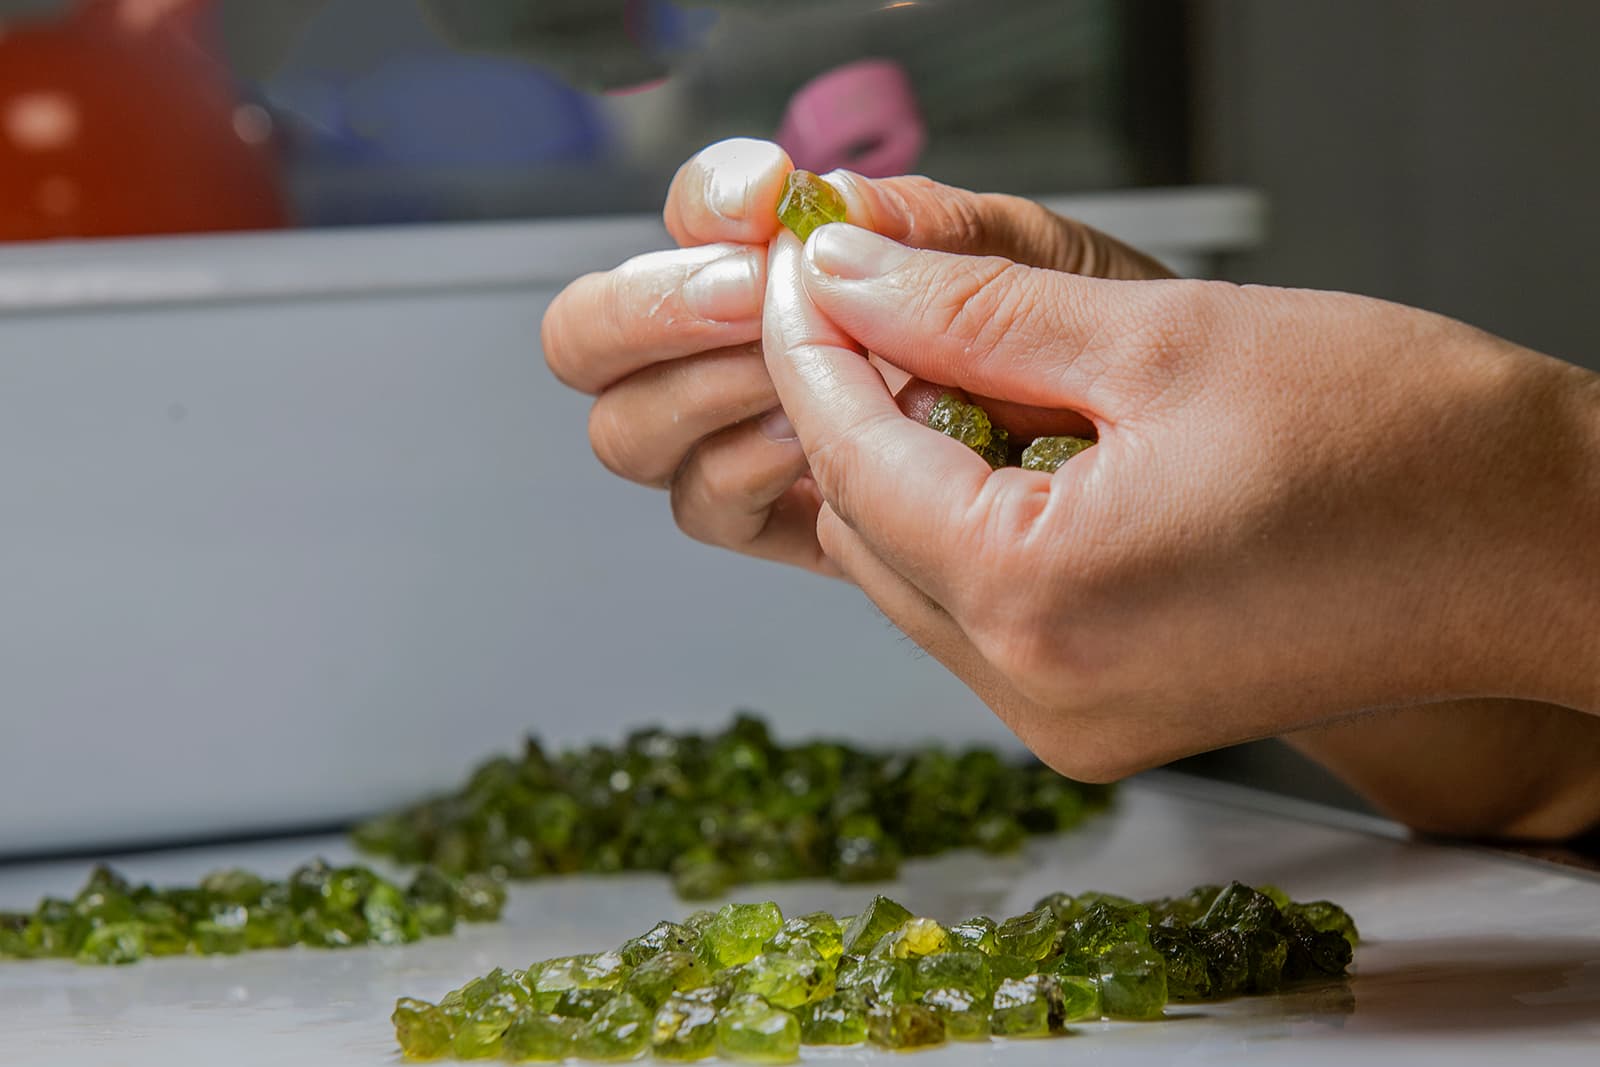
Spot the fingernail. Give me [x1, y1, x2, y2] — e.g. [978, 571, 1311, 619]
[700, 139, 786, 219]
[806, 224, 912, 280]
[681, 251, 760, 321]
[758, 408, 798, 442]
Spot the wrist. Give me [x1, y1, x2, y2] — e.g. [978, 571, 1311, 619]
[1485, 352, 1600, 712]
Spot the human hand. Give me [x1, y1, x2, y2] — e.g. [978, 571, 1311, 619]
[762, 223, 1600, 781]
[541, 138, 1170, 574]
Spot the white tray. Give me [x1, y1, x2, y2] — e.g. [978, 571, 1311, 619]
[3, 775, 1596, 1066]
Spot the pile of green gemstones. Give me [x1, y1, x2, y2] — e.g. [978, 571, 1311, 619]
[927, 394, 1095, 473]
[0, 859, 505, 965]
[353, 714, 1110, 900]
[395, 881, 1357, 1061]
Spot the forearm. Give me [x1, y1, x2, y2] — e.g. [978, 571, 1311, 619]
[1286, 699, 1600, 841]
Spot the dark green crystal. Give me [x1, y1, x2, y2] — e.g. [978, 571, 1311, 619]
[926, 394, 1009, 469]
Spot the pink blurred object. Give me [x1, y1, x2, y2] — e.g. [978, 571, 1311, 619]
[776, 58, 925, 178]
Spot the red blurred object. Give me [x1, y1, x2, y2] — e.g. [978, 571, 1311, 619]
[0, 0, 290, 242]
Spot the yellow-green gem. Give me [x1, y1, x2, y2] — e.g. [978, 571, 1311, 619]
[777, 170, 847, 242]
[1019, 436, 1093, 472]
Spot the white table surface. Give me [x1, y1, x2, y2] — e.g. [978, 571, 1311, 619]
[3, 775, 1597, 1066]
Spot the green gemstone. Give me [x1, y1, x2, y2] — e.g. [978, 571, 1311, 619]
[363, 882, 423, 946]
[840, 896, 912, 957]
[1197, 928, 1250, 998]
[620, 950, 710, 1008]
[763, 912, 842, 962]
[798, 991, 868, 1045]
[995, 906, 1060, 961]
[715, 994, 801, 1064]
[76, 922, 146, 965]
[830, 814, 901, 883]
[575, 992, 653, 1061]
[553, 987, 616, 1020]
[453, 873, 507, 922]
[987, 954, 1036, 982]
[698, 902, 784, 971]
[972, 813, 1026, 853]
[1056, 974, 1101, 1021]
[731, 946, 834, 1009]
[193, 906, 248, 955]
[298, 908, 367, 949]
[1280, 913, 1355, 981]
[1286, 900, 1360, 947]
[651, 991, 720, 1061]
[501, 1013, 579, 1062]
[912, 950, 994, 999]
[199, 869, 267, 905]
[1019, 436, 1093, 472]
[948, 916, 999, 955]
[1069, 902, 1153, 957]
[393, 997, 454, 1060]
[1152, 925, 1213, 1000]
[619, 920, 699, 966]
[920, 987, 991, 1040]
[835, 956, 913, 1006]
[989, 975, 1057, 1037]
[866, 1002, 946, 1050]
[776, 170, 847, 243]
[451, 993, 518, 1059]
[1195, 882, 1281, 933]
[534, 952, 630, 999]
[1239, 927, 1289, 994]
[868, 917, 949, 960]
[1098, 942, 1167, 1020]
[926, 394, 1009, 469]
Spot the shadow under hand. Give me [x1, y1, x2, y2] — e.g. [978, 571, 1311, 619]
[1346, 935, 1600, 1036]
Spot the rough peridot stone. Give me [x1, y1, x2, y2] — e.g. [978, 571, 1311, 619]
[1056, 974, 1101, 1022]
[732, 946, 834, 1009]
[867, 1002, 946, 1050]
[920, 986, 990, 1040]
[651, 990, 720, 1061]
[994, 906, 1059, 961]
[393, 997, 454, 1060]
[575, 992, 653, 1061]
[715, 994, 801, 1064]
[776, 170, 847, 243]
[621, 950, 710, 1009]
[699, 902, 785, 971]
[1019, 435, 1093, 472]
[990, 975, 1056, 1037]
[501, 1013, 579, 1062]
[763, 912, 842, 962]
[926, 394, 1009, 469]
[1098, 942, 1167, 1020]
[841, 896, 912, 957]
[799, 991, 868, 1045]
[948, 916, 999, 955]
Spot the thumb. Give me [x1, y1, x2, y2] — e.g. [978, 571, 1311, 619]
[801, 223, 1154, 411]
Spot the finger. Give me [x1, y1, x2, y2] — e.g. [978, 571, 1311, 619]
[543, 244, 765, 395]
[800, 224, 1153, 412]
[663, 138, 793, 248]
[762, 230, 997, 603]
[588, 343, 780, 487]
[825, 171, 1174, 279]
[815, 504, 1048, 744]
[669, 419, 836, 575]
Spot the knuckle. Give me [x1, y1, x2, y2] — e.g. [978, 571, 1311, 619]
[540, 283, 589, 389]
[587, 397, 660, 485]
[929, 259, 1035, 359]
[668, 462, 719, 545]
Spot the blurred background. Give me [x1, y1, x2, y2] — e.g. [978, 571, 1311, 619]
[0, 0, 1594, 856]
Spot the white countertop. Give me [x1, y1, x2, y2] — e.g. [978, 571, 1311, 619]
[3, 775, 1597, 1066]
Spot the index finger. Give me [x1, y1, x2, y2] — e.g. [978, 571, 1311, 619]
[761, 230, 998, 604]
[664, 138, 793, 248]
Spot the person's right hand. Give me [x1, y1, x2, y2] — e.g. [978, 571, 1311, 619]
[541, 138, 1171, 575]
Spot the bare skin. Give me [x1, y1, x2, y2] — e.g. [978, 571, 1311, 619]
[543, 138, 1600, 842]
